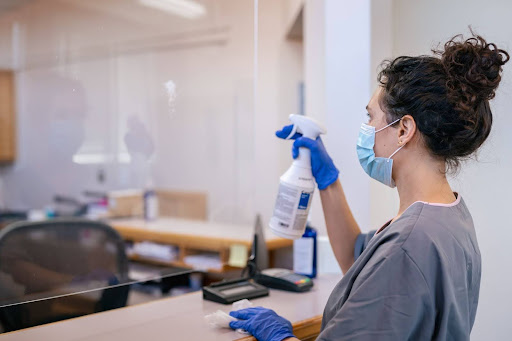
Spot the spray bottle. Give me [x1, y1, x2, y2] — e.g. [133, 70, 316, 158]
[269, 114, 326, 239]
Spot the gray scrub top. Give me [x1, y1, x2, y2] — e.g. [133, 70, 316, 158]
[318, 195, 481, 340]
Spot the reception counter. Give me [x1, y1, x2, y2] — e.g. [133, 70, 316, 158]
[0, 274, 341, 340]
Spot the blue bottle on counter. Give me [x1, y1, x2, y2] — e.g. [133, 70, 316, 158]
[144, 189, 159, 221]
[293, 224, 317, 278]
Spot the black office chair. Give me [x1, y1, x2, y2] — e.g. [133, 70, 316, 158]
[0, 219, 130, 332]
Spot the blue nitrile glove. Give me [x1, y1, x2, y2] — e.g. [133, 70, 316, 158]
[229, 307, 295, 341]
[276, 124, 339, 190]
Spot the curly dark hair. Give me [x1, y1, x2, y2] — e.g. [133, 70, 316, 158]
[377, 32, 509, 171]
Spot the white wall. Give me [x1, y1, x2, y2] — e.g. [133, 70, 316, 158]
[304, 0, 374, 238]
[304, 0, 375, 273]
[304, 0, 400, 239]
[390, 0, 512, 339]
[369, 0, 401, 228]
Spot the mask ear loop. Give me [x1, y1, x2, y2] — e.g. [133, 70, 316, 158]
[376, 117, 404, 162]
[375, 118, 401, 133]
[386, 144, 406, 162]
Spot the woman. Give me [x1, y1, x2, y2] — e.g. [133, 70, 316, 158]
[228, 33, 509, 340]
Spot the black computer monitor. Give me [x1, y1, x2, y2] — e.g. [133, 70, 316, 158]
[246, 214, 268, 276]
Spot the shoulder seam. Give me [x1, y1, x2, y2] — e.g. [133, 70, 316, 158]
[397, 203, 425, 249]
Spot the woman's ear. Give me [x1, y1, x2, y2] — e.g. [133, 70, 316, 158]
[397, 115, 416, 146]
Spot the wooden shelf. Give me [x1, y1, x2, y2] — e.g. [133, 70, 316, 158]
[111, 218, 293, 275]
[0, 70, 16, 163]
[128, 254, 241, 274]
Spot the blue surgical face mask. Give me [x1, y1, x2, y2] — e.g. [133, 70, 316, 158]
[356, 118, 404, 188]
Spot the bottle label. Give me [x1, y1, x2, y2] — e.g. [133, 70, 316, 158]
[298, 192, 311, 209]
[272, 182, 313, 232]
[294, 237, 314, 275]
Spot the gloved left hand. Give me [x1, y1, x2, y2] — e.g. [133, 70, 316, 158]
[229, 307, 295, 341]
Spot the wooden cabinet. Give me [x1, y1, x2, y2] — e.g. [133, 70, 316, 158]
[0, 70, 15, 163]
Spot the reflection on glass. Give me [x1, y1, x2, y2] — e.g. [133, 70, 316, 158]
[0, 219, 129, 331]
[0, 0, 258, 332]
[0, 218, 198, 332]
[0, 0, 256, 222]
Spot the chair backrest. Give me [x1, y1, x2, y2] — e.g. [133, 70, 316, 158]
[0, 219, 130, 331]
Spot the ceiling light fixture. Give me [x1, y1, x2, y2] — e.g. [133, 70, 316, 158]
[138, 0, 206, 19]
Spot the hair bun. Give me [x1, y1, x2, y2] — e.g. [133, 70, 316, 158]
[436, 32, 509, 113]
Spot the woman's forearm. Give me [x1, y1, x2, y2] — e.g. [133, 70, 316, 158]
[319, 179, 361, 274]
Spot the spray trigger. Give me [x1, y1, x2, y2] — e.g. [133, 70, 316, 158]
[285, 124, 298, 140]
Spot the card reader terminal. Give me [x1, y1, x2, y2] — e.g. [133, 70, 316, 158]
[203, 277, 269, 304]
[255, 268, 314, 292]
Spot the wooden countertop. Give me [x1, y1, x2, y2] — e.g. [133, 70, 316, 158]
[109, 217, 293, 250]
[0, 274, 342, 341]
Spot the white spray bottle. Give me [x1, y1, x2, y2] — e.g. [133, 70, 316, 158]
[269, 114, 326, 239]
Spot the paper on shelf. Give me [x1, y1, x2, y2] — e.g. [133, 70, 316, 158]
[183, 253, 223, 270]
[228, 244, 248, 268]
[131, 241, 179, 262]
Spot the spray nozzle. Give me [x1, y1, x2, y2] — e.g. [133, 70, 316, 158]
[285, 114, 326, 140]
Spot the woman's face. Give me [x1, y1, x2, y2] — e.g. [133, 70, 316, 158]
[366, 87, 400, 158]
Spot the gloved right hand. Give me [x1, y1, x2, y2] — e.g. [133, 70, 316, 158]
[229, 307, 295, 341]
[276, 124, 339, 190]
